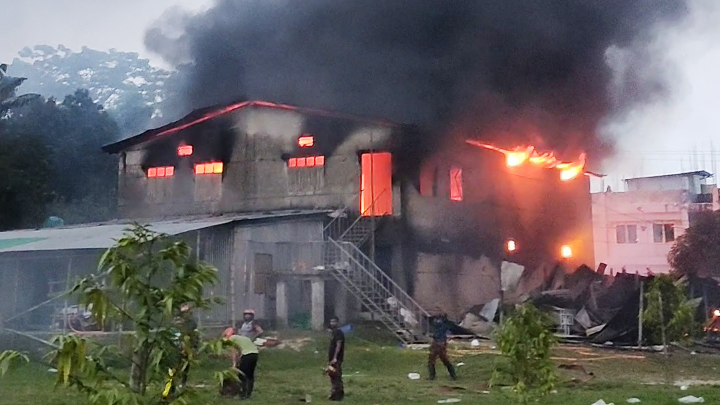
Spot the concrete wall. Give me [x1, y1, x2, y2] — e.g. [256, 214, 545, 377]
[117, 106, 396, 219]
[413, 252, 499, 318]
[591, 190, 690, 275]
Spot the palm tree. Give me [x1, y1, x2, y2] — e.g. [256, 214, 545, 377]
[0, 63, 40, 116]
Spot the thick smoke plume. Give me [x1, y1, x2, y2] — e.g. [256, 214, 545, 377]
[146, 0, 687, 166]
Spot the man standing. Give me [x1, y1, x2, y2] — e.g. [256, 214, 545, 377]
[428, 313, 457, 381]
[238, 309, 264, 340]
[326, 316, 345, 401]
[225, 327, 259, 399]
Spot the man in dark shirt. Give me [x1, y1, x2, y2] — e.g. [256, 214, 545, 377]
[327, 316, 345, 401]
[428, 313, 457, 380]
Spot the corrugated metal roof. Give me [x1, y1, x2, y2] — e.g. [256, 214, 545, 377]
[0, 210, 329, 253]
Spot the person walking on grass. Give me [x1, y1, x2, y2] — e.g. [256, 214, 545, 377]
[326, 316, 345, 401]
[224, 327, 259, 400]
[428, 313, 457, 381]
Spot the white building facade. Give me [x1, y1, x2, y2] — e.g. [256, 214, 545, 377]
[592, 171, 718, 275]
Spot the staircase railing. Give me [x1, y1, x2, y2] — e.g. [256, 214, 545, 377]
[325, 238, 431, 342]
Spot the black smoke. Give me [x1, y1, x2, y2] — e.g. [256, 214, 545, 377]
[145, 0, 687, 166]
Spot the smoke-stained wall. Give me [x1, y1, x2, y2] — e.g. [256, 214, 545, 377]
[117, 105, 398, 219]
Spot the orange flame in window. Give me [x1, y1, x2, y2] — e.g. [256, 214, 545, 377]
[466, 140, 586, 181]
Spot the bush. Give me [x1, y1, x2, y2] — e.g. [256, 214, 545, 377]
[643, 275, 699, 345]
[492, 303, 557, 404]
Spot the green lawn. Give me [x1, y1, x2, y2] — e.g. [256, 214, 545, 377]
[2, 330, 720, 404]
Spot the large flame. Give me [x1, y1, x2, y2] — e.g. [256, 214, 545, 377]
[466, 140, 587, 181]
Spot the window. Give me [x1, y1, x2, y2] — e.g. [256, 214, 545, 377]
[288, 155, 325, 195]
[146, 166, 174, 203]
[450, 166, 463, 201]
[653, 223, 675, 243]
[177, 145, 193, 156]
[361, 152, 392, 215]
[616, 225, 638, 244]
[288, 155, 324, 168]
[194, 161, 224, 175]
[147, 166, 174, 178]
[298, 135, 314, 147]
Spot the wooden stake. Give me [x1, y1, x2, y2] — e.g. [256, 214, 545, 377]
[638, 280, 644, 347]
[658, 292, 668, 355]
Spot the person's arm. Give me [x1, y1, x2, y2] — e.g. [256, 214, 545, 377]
[330, 334, 343, 364]
[254, 321, 263, 336]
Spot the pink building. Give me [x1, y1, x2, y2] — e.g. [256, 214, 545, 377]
[592, 171, 718, 275]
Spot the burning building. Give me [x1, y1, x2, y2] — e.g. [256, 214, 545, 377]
[112, 100, 594, 322]
[0, 98, 594, 339]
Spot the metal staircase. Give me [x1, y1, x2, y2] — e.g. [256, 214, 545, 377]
[321, 192, 430, 344]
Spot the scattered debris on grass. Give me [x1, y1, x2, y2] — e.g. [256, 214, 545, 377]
[408, 373, 421, 380]
[678, 396, 705, 403]
[626, 398, 641, 403]
[437, 399, 461, 403]
[590, 400, 614, 405]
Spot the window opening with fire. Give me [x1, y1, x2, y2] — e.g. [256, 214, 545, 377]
[450, 166, 463, 201]
[616, 224, 638, 244]
[194, 161, 224, 175]
[288, 155, 325, 195]
[147, 166, 174, 178]
[653, 223, 675, 243]
[361, 152, 392, 216]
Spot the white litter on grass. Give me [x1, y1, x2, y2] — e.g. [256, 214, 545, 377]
[481, 391, 490, 394]
[626, 398, 641, 403]
[680, 386, 689, 391]
[47, 368, 57, 373]
[193, 384, 207, 388]
[591, 400, 614, 405]
[408, 373, 421, 380]
[437, 399, 461, 404]
[456, 362, 465, 367]
[678, 396, 704, 403]
[470, 339, 480, 347]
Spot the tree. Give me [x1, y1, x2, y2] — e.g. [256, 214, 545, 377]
[642, 274, 698, 347]
[0, 63, 40, 116]
[0, 134, 53, 230]
[4, 90, 120, 224]
[669, 211, 720, 277]
[492, 303, 557, 404]
[1, 225, 231, 404]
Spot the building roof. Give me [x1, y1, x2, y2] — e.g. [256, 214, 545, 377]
[102, 99, 400, 154]
[624, 170, 713, 182]
[0, 210, 330, 253]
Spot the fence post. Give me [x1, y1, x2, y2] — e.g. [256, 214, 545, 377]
[638, 280, 644, 347]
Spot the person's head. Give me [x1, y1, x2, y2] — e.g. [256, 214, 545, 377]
[329, 316, 340, 330]
[243, 309, 255, 322]
[222, 326, 235, 339]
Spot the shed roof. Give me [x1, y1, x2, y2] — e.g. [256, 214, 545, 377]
[0, 210, 329, 253]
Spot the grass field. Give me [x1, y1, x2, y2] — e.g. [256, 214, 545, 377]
[2, 328, 720, 404]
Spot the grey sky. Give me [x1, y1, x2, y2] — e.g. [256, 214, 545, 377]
[2, 0, 719, 186]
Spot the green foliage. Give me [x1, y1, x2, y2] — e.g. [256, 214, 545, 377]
[643, 275, 698, 345]
[0, 350, 29, 377]
[1, 88, 119, 228]
[492, 303, 557, 404]
[0, 134, 53, 230]
[669, 210, 720, 277]
[1, 225, 229, 405]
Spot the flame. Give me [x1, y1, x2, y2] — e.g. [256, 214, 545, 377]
[466, 140, 586, 181]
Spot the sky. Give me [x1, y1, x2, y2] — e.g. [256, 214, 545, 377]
[2, 0, 720, 190]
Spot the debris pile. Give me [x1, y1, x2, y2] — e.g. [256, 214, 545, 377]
[460, 261, 720, 346]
